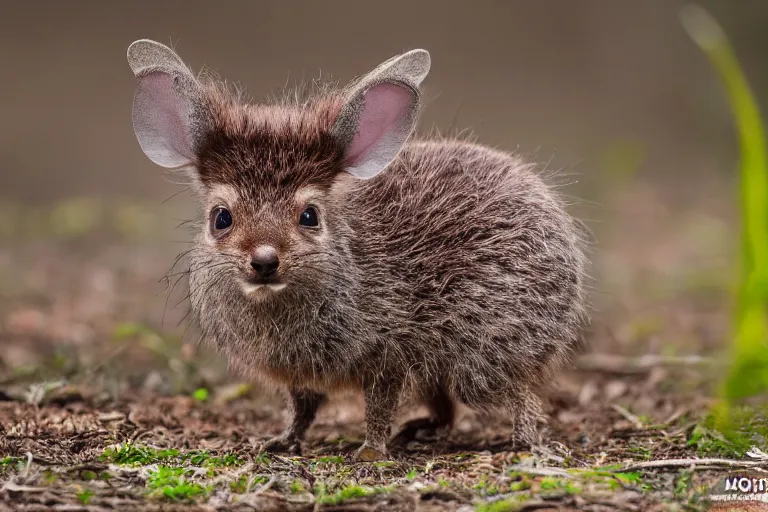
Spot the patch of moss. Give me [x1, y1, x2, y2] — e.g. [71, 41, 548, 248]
[100, 442, 180, 465]
[161, 481, 210, 501]
[185, 452, 210, 466]
[595, 464, 623, 472]
[560, 468, 651, 493]
[99, 442, 244, 469]
[509, 479, 531, 492]
[185, 450, 242, 467]
[230, 475, 248, 494]
[674, 470, 693, 503]
[316, 483, 391, 505]
[290, 479, 306, 493]
[475, 495, 529, 512]
[537, 476, 581, 495]
[506, 471, 531, 488]
[406, 468, 421, 481]
[147, 466, 192, 489]
[81, 470, 97, 481]
[538, 476, 560, 491]
[76, 489, 94, 505]
[0, 457, 23, 472]
[316, 455, 345, 465]
[230, 475, 268, 494]
[309, 455, 349, 473]
[687, 406, 768, 457]
[146, 465, 209, 502]
[253, 452, 271, 465]
[614, 471, 645, 486]
[626, 446, 653, 461]
[192, 388, 209, 402]
[473, 475, 501, 496]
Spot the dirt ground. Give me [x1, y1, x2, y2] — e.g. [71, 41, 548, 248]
[0, 181, 757, 511]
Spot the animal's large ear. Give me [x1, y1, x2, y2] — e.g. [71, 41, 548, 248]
[332, 49, 430, 179]
[127, 39, 207, 170]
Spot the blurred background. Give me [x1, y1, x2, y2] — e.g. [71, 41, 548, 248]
[0, 0, 763, 401]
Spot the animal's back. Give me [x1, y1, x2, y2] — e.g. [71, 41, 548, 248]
[348, 138, 589, 408]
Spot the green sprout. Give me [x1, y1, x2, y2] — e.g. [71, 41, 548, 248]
[680, 4, 768, 435]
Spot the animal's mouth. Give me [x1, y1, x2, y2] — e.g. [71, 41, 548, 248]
[241, 277, 287, 295]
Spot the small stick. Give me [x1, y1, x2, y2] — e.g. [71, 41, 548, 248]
[621, 457, 768, 472]
[662, 407, 689, 426]
[577, 353, 713, 374]
[21, 452, 33, 479]
[251, 474, 277, 495]
[611, 404, 645, 430]
[506, 464, 573, 478]
[1, 481, 48, 493]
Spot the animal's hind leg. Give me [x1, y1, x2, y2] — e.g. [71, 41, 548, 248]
[391, 383, 455, 446]
[509, 387, 544, 448]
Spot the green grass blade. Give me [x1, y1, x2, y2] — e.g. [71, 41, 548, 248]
[680, 5, 768, 424]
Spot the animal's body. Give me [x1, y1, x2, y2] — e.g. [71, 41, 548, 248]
[126, 40, 589, 461]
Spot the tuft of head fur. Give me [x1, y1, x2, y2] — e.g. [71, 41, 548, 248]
[127, 40, 590, 441]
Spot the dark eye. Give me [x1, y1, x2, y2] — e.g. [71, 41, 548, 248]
[210, 207, 233, 234]
[299, 206, 319, 228]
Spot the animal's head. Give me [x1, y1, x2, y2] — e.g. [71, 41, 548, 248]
[126, 40, 430, 301]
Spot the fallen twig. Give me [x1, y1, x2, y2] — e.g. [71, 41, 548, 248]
[611, 404, 645, 430]
[577, 353, 714, 374]
[1, 481, 47, 493]
[251, 473, 277, 495]
[746, 446, 768, 461]
[506, 464, 573, 478]
[21, 452, 34, 479]
[621, 457, 768, 472]
[662, 407, 689, 426]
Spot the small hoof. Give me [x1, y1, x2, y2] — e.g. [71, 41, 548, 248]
[353, 443, 389, 462]
[262, 435, 302, 455]
[511, 431, 540, 451]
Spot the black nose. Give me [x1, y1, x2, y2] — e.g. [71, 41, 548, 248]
[250, 245, 280, 280]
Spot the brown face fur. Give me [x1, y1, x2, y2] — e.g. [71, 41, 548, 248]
[184, 82, 376, 393]
[192, 88, 348, 295]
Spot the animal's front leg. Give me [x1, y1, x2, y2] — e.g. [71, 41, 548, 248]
[354, 374, 403, 462]
[262, 389, 326, 455]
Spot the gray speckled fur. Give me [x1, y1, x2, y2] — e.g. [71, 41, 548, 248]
[127, 40, 590, 459]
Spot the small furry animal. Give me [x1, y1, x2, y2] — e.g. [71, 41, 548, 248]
[126, 39, 589, 461]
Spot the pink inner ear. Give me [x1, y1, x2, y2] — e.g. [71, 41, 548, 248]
[133, 72, 195, 168]
[344, 83, 413, 166]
